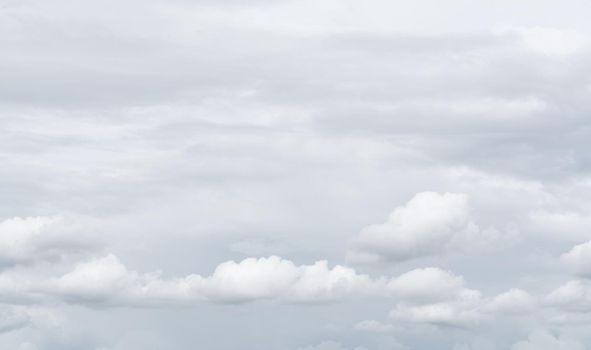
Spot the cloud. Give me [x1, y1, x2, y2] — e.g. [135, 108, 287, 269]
[388, 281, 535, 328]
[545, 280, 591, 313]
[0, 216, 95, 267]
[389, 290, 485, 328]
[46, 255, 381, 305]
[353, 319, 394, 333]
[18, 344, 38, 350]
[528, 211, 591, 242]
[510, 330, 585, 350]
[349, 192, 489, 262]
[561, 241, 591, 277]
[385, 266, 489, 328]
[483, 288, 536, 314]
[496, 26, 586, 56]
[3, 0, 591, 347]
[387, 267, 466, 301]
[296, 341, 368, 350]
[0, 307, 30, 334]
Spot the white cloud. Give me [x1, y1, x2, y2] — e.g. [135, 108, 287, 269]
[47, 255, 382, 305]
[385, 266, 490, 327]
[349, 192, 486, 262]
[389, 289, 485, 328]
[386, 267, 488, 328]
[0, 216, 95, 267]
[483, 288, 536, 314]
[388, 284, 536, 328]
[510, 330, 585, 350]
[545, 280, 591, 312]
[561, 241, 591, 277]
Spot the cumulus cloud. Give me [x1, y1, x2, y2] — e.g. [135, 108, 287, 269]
[384, 266, 489, 328]
[42, 251, 543, 334]
[46, 255, 381, 305]
[388, 274, 535, 328]
[561, 241, 591, 277]
[389, 290, 485, 328]
[47, 254, 526, 310]
[0, 216, 95, 267]
[349, 192, 490, 262]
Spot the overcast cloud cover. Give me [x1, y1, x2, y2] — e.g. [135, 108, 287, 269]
[2, 0, 591, 348]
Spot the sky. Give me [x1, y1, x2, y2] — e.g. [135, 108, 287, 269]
[2, 0, 591, 349]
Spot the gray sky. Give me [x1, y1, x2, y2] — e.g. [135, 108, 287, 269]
[2, 0, 591, 349]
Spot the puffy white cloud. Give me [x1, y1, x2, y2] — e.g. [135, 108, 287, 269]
[387, 267, 487, 328]
[510, 330, 585, 350]
[0, 216, 95, 267]
[47, 255, 381, 305]
[389, 289, 485, 328]
[561, 241, 591, 277]
[195, 256, 381, 303]
[388, 276, 535, 328]
[348, 192, 488, 262]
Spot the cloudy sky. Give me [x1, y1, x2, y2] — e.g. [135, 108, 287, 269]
[2, 0, 591, 349]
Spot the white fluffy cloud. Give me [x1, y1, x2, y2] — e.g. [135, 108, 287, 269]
[387, 270, 535, 328]
[0, 216, 94, 267]
[561, 241, 591, 277]
[47, 255, 381, 305]
[43, 252, 543, 333]
[385, 266, 488, 328]
[348, 192, 489, 262]
[389, 290, 485, 328]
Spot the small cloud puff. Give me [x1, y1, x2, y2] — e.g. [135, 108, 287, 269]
[348, 192, 491, 263]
